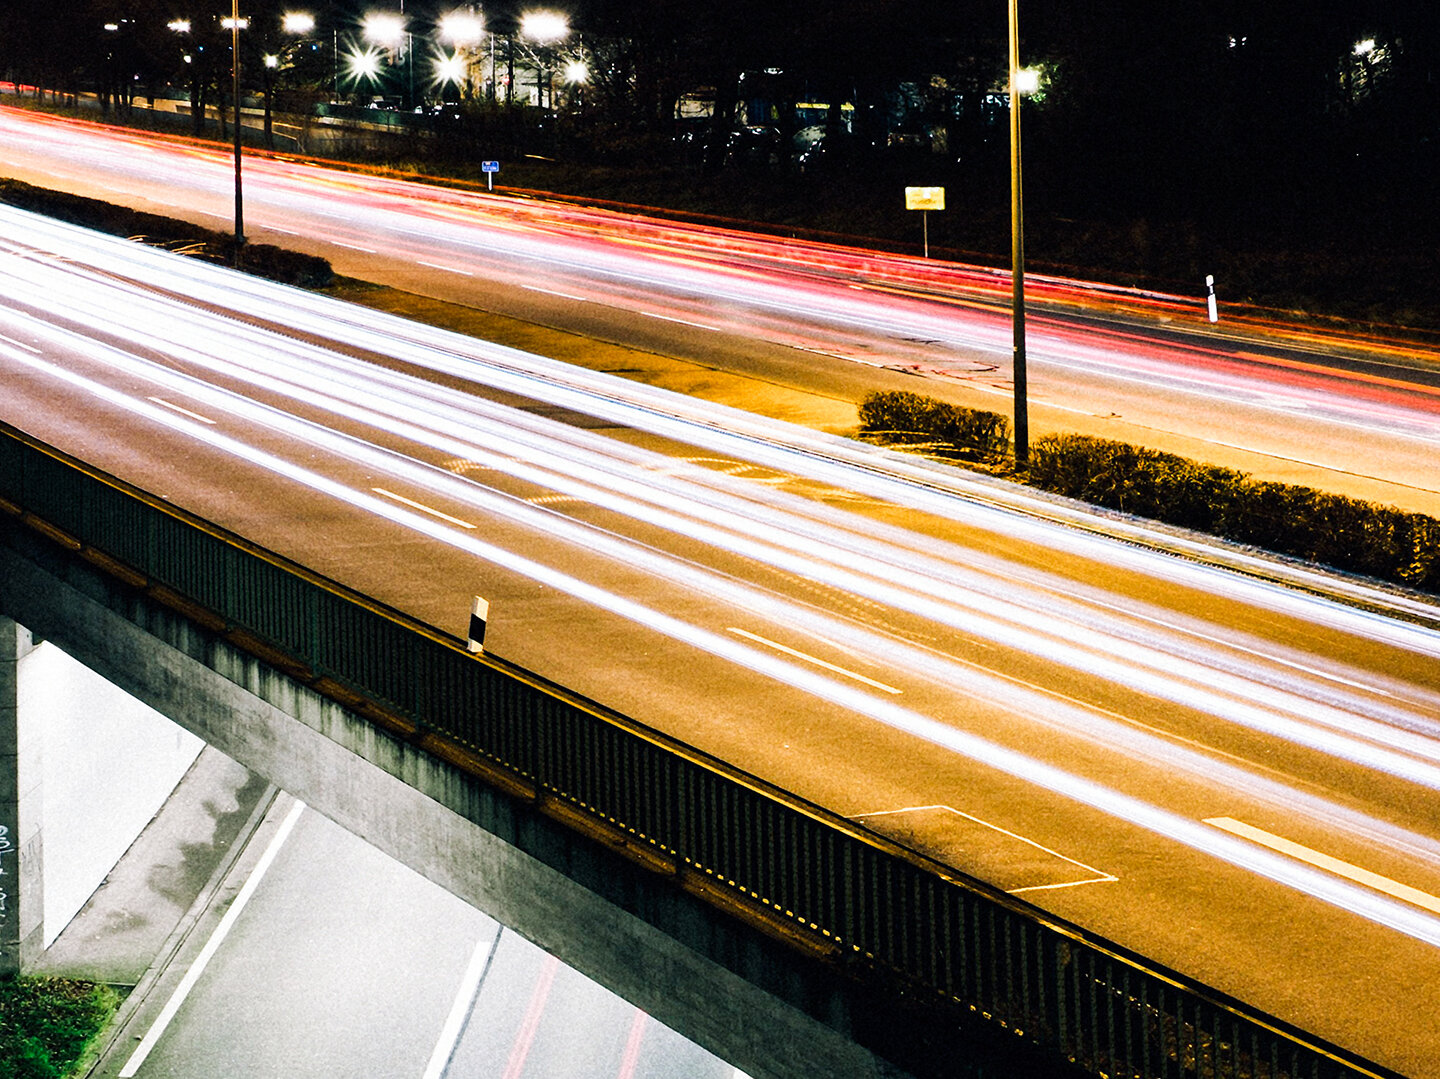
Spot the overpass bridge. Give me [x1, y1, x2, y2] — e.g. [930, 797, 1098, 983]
[0, 424, 1398, 1079]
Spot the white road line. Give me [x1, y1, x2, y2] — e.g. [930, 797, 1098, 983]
[641, 311, 720, 331]
[522, 285, 589, 301]
[422, 932, 500, 1079]
[146, 396, 216, 424]
[371, 487, 476, 529]
[727, 627, 901, 694]
[418, 260, 475, 276]
[0, 331, 42, 354]
[1205, 817, 1440, 916]
[333, 240, 379, 253]
[119, 799, 307, 1078]
[854, 804, 1117, 892]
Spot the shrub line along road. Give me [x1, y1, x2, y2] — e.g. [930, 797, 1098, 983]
[4, 109, 1440, 1076]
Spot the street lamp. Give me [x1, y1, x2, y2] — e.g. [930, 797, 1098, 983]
[362, 10, 411, 106]
[439, 10, 485, 100]
[520, 10, 568, 108]
[1007, 0, 1039, 467]
[225, 4, 247, 257]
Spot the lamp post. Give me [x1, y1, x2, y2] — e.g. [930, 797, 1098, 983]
[520, 10, 568, 108]
[362, 11, 409, 107]
[224, 3, 247, 258]
[1007, 0, 1034, 467]
[439, 10, 485, 101]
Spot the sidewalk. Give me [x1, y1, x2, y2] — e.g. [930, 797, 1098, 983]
[33, 745, 274, 988]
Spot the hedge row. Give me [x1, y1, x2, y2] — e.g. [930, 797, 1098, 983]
[858, 391, 1440, 594]
[0, 179, 333, 289]
[857, 390, 1011, 462]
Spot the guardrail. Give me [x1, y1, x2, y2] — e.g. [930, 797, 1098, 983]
[0, 422, 1402, 1079]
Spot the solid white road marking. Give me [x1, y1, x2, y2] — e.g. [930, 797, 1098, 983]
[641, 311, 720, 331]
[1205, 817, 1440, 916]
[727, 627, 901, 694]
[418, 260, 475, 276]
[422, 932, 500, 1079]
[119, 799, 307, 1078]
[371, 487, 476, 529]
[522, 284, 589, 301]
[333, 240, 379, 253]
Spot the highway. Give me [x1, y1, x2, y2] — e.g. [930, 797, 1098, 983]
[4, 203, 1440, 1074]
[3, 104, 1440, 521]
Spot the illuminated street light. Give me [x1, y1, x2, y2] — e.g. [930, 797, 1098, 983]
[1007, 0, 1036, 466]
[1354, 38, 1376, 57]
[229, 0, 244, 257]
[520, 10, 568, 44]
[166, 19, 191, 33]
[520, 11, 569, 108]
[434, 53, 467, 86]
[362, 10, 413, 106]
[348, 47, 384, 82]
[562, 59, 587, 84]
[439, 11, 485, 47]
[221, 16, 250, 30]
[362, 12, 407, 49]
[283, 12, 315, 34]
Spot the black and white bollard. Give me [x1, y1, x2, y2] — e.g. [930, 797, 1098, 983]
[1205, 274, 1218, 323]
[467, 596, 489, 655]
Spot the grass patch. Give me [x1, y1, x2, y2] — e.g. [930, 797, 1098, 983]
[0, 976, 121, 1079]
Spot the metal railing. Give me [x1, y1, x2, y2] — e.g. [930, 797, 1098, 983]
[0, 423, 1402, 1079]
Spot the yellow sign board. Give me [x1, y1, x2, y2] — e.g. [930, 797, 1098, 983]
[904, 186, 946, 211]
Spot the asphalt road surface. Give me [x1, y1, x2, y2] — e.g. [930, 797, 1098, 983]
[3, 103, 1439, 522]
[97, 799, 737, 1079]
[4, 148, 1440, 1073]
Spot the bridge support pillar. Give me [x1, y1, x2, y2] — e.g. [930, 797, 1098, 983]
[0, 616, 42, 976]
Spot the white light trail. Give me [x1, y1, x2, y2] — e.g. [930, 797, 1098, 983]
[8, 206, 1440, 945]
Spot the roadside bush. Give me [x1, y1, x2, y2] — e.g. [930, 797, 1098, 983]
[0, 976, 120, 1079]
[1026, 434, 1250, 534]
[858, 391, 1011, 462]
[0, 179, 332, 289]
[1025, 431, 1440, 593]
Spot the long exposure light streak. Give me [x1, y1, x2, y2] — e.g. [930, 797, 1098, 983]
[8, 336, 1440, 949]
[5, 203, 1438, 657]
[12, 268, 1440, 795]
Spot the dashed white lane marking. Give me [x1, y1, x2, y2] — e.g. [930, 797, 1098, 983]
[727, 627, 901, 695]
[371, 487, 476, 529]
[1206, 817, 1440, 915]
[147, 396, 216, 424]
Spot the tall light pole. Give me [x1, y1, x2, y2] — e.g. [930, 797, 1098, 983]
[1008, 0, 1027, 467]
[228, 3, 246, 258]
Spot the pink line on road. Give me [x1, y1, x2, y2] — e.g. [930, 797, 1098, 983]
[616, 1008, 648, 1079]
[501, 953, 561, 1079]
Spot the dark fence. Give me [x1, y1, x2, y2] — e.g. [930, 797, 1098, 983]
[0, 423, 1400, 1079]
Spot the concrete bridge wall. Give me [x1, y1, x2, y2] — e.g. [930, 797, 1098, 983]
[0, 532, 913, 1079]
